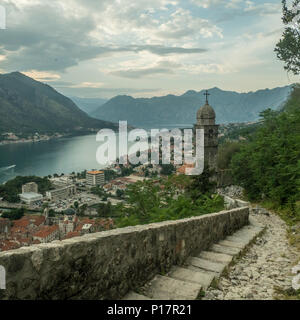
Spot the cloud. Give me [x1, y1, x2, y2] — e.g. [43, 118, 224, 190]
[70, 82, 104, 88]
[109, 60, 184, 78]
[192, 0, 280, 15]
[192, 0, 242, 9]
[22, 70, 61, 81]
[124, 45, 208, 55]
[154, 8, 223, 39]
[244, 1, 281, 15]
[0, 2, 210, 73]
[0, 3, 108, 71]
[55, 85, 161, 99]
[110, 66, 175, 79]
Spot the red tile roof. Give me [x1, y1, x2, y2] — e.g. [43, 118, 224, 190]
[13, 215, 45, 228]
[0, 240, 20, 252]
[64, 231, 80, 239]
[33, 225, 59, 239]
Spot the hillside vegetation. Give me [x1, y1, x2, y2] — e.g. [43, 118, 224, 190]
[0, 176, 53, 203]
[0, 72, 116, 134]
[230, 85, 300, 223]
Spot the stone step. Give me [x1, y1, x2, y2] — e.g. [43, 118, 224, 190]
[211, 244, 241, 256]
[234, 229, 260, 240]
[234, 225, 263, 238]
[225, 235, 250, 245]
[123, 292, 152, 300]
[167, 266, 214, 290]
[188, 257, 226, 274]
[218, 239, 246, 250]
[198, 251, 233, 264]
[142, 275, 202, 300]
[185, 265, 218, 287]
[227, 228, 263, 244]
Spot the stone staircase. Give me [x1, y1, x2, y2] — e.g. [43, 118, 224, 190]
[123, 217, 265, 300]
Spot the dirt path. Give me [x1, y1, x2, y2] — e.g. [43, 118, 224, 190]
[204, 211, 299, 300]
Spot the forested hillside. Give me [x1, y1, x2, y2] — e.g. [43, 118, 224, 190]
[230, 85, 300, 222]
[0, 72, 116, 134]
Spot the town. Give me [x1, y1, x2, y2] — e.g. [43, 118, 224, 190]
[0, 159, 185, 252]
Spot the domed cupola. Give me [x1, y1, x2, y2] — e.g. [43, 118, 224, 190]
[196, 90, 216, 125]
[197, 103, 216, 123]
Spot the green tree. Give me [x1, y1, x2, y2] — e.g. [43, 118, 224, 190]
[2, 208, 25, 220]
[187, 166, 216, 201]
[218, 142, 243, 170]
[230, 91, 300, 216]
[0, 176, 53, 203]
[160, 164, 175, 176]
[116, 189, 125, 198]
[116, 177, 224, 228]
[104, 169, 118, 181]
[74, 201, 79, 209]
[275, 0, 300, 75]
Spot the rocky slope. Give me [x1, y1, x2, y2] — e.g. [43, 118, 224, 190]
[0, 72, 116, 134]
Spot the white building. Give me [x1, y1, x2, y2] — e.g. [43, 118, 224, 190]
[19, 192, 43, 204]
[86, 170, 105, 186]
[46, 185, 76, 201]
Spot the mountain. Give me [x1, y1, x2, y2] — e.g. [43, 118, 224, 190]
[70, 97, 107, 115]
[91, 86, 292, 128]
[0, 72, 116, 134]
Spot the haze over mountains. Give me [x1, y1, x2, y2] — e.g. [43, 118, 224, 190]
[71, 97, 107, 115]
[91, 86, 292, 128]
[0, 71, 293, 135]
[0, 72, 116, 134]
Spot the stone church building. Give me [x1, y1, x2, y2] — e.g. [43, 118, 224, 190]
[194, 91, 219, 171]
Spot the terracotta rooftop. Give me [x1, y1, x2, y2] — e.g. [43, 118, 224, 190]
[87, 170, 104, 175]
[64, 231, 80, 239]
[177, 163, 195, 175]
[0, 240, 20, 252]
[33, 225, 59, 239]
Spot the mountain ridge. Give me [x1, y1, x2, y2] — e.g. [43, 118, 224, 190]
[0, 72, 116, 134]
[92, 85, 293, 128]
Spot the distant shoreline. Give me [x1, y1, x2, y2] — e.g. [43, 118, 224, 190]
[0, 135, 63, 146]
[0, 130, 102, 146]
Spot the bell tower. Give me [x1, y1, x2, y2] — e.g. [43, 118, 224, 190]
[194, 90, 219, 171]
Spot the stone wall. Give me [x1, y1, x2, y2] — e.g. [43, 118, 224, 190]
[0, 207, 249, 300]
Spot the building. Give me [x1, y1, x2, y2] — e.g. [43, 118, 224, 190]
[86, 170, 105, 186]
[176, 163, 195, 175]
[58, 215, 77, 237]
[46, 185, 76, 201]
[19, 192, 43, 204]
[33, 225, 59, 243]
[0, 218, 10, 239]
[22, 182, 38, 194]
[194, 90, 219, 171]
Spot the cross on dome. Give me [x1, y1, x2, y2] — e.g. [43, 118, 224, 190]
[204, 90, 210, 104]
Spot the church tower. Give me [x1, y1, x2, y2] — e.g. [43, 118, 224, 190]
[194, 90, 219, 171]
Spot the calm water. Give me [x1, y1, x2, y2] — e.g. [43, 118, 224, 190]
[0, 134, 112, 184]
[0, 123, 194, 184]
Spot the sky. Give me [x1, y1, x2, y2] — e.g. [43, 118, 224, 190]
[0, 0, 298, 98]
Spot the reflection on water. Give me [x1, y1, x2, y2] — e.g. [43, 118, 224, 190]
[0, 124, 191, 184]
[0, 135, 111, 183]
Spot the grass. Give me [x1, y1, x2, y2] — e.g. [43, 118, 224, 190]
[274, 286, 300, 300]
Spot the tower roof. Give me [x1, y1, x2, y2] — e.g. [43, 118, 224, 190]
[197, 102, 216, 120]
